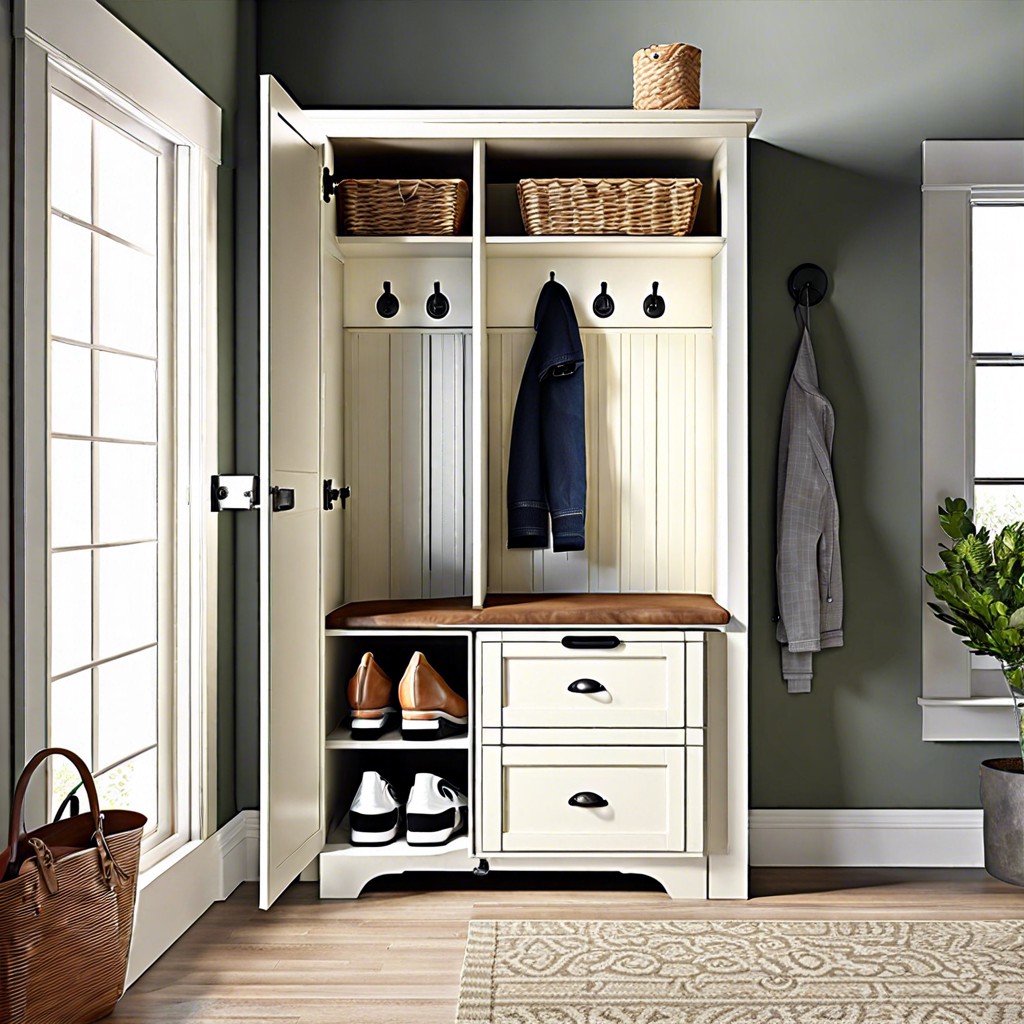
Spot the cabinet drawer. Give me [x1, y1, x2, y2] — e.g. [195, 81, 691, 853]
[482, 639, 703, 729]
[481, 746, 703, 854]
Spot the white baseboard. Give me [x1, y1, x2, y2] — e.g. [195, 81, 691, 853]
[749, 809, 984, 868]
[126, 809, 259, 985]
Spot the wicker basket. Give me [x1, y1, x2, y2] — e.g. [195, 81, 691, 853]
[338, 178, 468, 235]
[516, 177, 702, 236]
[632, 43, 701, 110]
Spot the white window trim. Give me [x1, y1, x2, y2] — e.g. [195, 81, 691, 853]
[920, 139, 1024, 742]
[12, 0, 221, 860]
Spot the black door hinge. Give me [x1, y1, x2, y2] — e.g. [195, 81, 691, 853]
[324, 479, 351, 511]
[323, 167, 341, 204]
[270, 486, 295, 513]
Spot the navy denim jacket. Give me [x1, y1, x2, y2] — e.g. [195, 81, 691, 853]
[507, 279, 586, 552]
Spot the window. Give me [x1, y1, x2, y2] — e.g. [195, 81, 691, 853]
[46, 78, 175, 852]
[971, 205, 1024, 533]
[13, 0, 221, 875]
[921, 141, 1024, 741]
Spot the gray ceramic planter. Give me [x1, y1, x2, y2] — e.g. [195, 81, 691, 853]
[980, 758, 1024, 886]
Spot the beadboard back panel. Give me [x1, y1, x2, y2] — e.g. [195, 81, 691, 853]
[342, 331, 473, 602]
[487, 330, 715, 594]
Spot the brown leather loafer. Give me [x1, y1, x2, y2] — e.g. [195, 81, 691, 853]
[398, 652, 468, 741]
[347, 653, 397, 739]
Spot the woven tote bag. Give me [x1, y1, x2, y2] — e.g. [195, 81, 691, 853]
[0, 748, 146, 1024]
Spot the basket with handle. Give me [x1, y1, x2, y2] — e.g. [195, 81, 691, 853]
[337, 178, 469, 235]
[632, 43, 702, 110]
[0, 748, 147, 1024]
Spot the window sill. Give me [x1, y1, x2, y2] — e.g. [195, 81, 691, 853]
[918, 696, 1017, 742]
[138, 836, 200, 889]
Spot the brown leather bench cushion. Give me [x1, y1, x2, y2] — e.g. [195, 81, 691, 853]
[325, 593, 730, 630]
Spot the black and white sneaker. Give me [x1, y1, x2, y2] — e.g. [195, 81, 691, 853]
[348, 771, 401, 846]
[406, 773, 468, 846]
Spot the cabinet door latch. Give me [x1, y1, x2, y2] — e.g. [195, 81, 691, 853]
[211, 475, 259, 512]
[270, 486, 295, 513]
[323, 479, 351, 511]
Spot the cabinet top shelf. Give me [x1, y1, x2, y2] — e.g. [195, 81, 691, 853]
[311, 108, 760, 141]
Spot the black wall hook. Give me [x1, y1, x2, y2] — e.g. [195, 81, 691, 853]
[425, 281, 450, 320]
[549, 270, 556, 282]
[376, 281, 399, 319]
[592, 281, 614, 319]
[643, 282, 665, 319]
[787, 263, 828, 307]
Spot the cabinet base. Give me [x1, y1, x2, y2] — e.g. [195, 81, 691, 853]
[318, 849, 716, 901]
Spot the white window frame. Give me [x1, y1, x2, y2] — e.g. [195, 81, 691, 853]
[12, 0, 220, 867]
[920, 139, 1024, 742]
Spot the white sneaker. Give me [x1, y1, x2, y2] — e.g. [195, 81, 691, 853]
[406, 773, 467, 846]
[348, 771, 401, 846]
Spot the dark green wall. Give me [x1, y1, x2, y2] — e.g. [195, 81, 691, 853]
[255, 0, 1024, 808]
[747, 145, 1009, 806]
[100, 0, 242, 827]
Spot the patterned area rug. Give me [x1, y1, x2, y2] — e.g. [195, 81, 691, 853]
[456, 919, 1024, 1023]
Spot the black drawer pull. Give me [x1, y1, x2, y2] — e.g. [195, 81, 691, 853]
[567, 678, 606, 694]
[568, 791, 609, 808]
[561, 635, 621, 650]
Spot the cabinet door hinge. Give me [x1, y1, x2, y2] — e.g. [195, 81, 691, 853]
[323, 167, 340, 204]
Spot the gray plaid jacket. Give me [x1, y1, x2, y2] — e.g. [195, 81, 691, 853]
[775, 320, 843, 693]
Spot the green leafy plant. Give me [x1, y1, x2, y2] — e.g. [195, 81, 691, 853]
[925, 497, 1024, 760]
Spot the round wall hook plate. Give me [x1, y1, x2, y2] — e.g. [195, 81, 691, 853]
[425, 281, 450, 320]
[643, 281, 665, 319]
[592, 282, 614, 319]
[787, 263, 828, 306]
[376, 281, 400, 319]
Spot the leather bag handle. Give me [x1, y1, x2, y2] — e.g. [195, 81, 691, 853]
[7, 748, 101, 866]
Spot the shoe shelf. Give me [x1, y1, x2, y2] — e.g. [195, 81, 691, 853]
[324, 817, 471, 858]
[325, 725, 469, 750]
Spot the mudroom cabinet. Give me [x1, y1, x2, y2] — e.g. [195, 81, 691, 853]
[257, 76, 756, 907]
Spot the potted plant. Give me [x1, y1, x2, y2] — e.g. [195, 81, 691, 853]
[925, 497, 1024, 885]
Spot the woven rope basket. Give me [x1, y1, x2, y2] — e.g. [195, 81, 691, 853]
[517, 177, 702, 236]
[338, 178, 468, 235]
[633, 43, 701, 110]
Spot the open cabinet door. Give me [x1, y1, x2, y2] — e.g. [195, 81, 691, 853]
[259, 76, 326, 909]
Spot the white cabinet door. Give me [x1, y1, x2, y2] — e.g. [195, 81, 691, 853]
[259, 76, 326, 910]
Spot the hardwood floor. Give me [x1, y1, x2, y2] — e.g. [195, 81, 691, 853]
[112, 870, 1024, 1023]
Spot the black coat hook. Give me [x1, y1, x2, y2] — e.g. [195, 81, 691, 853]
[376, 281, 399, 319]
[787, 263, 828, 307]
[643, 281, 665, 319]
[549, 270, 556, 281]
[592, 281, 615, 319]
[425, 281, 450, 320]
